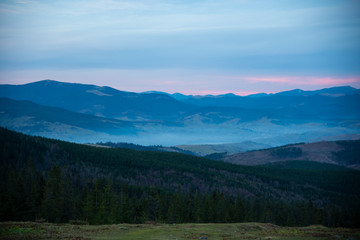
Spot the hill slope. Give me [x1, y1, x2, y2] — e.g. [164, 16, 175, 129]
[0, 98, 136, 142]
[223, 140, 360, 169]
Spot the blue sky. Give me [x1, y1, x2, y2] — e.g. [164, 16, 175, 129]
[0, 0, 359, 95]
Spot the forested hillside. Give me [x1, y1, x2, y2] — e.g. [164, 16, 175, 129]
[1, 128, 359, 227]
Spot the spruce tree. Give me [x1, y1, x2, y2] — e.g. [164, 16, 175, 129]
[41, 165, 64, 222]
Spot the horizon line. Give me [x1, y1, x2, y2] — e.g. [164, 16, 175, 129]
[1, 79, 358, 97]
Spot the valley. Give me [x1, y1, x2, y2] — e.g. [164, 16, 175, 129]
[1, 80, 360, 230]
[1, 0, 360, 237]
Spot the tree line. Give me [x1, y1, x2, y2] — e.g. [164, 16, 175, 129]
[1, 161, 358, 227]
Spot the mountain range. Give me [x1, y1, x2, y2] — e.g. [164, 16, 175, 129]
[0, 80, 188, 121]
[0, 80, 359, 147]
[2, 80, 359, 122]
[1, 80, 360, 226]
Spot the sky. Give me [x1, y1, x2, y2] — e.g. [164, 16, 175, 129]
[0, 0, 360, 95]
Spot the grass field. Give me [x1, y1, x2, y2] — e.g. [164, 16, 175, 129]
[0, 222, 359, 240]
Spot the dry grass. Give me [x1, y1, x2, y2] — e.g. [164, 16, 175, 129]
[0, 222, 359, 240]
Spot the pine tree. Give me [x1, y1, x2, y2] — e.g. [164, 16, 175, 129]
[23, 158, 44, 221]
[83, 187, 95, 224]
[117, 184, 130, 223]
[41, 165, 64, 222]
[6, 169, 26, 220]
[97, 181, 114, 224]
[234, 194, 245, 222]
[92, 180, 103, 224]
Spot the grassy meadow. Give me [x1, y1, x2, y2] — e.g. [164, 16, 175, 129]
[0, 222, 359, 240]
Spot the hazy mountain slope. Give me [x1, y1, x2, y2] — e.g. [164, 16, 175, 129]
[223, 140, 360, 169]
[181, 93, 360, 122]
[176, 141, 271, 156]
[0, 98, 136, 142]
[96, 141, 195, 155]
[176, 86, 360, 124]
[0, 80, 189, 121]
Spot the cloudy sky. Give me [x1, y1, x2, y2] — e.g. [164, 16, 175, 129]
[0, 0, 359, 95]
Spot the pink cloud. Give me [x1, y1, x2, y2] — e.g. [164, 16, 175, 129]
[184, 90, 258, 96]
[243, 76, 360, 86]
[1, 69, 359, 96]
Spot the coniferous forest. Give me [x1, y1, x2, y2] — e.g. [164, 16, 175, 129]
[1, 127, 359, 227]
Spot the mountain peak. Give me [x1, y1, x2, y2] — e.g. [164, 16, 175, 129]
[28, 79, 61, 84]
[317, 85, 358, 94]
[275, 89, 305, 96]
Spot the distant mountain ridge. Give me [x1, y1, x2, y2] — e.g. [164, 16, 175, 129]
[175, 86, 360, 115]
[271, 86, 359, 96]
[0, 80, 189, 121]
[1, 80, 359, 122]
[145, 85, 360, 99]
